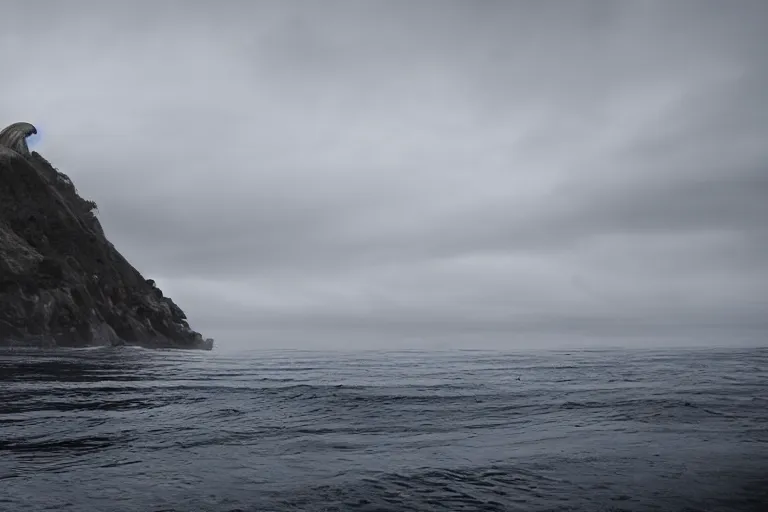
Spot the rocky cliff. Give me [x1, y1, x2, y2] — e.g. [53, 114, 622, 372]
[0, 122, 213, 350]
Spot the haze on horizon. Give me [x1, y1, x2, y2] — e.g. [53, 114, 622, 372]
[1, 1, 766, 350]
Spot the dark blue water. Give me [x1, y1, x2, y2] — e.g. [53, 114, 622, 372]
[1, 347, 766, 511]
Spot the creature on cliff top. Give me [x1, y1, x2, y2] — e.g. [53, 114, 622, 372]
[0, 122, 38, 156]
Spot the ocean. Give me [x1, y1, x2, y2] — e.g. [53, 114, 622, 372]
[1, 346, 766, 511]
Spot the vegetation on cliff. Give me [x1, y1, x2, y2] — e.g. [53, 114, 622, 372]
[0, 122, 213, 349]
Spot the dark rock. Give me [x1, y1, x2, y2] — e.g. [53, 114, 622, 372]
[0, 122, 213, 350]
[163, 297, 187, 321]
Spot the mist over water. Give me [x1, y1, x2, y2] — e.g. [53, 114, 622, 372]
[1, 347, 766, 511]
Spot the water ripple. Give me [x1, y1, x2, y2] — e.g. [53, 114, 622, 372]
[1, 346, 766, 511]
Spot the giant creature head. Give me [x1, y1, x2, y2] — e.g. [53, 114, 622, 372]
[0, 122, 38, 156]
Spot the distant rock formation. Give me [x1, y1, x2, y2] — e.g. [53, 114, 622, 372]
[0, 122, 214, 350]
[0, 122, 37, 157]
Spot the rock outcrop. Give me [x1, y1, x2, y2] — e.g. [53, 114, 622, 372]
[0, 122, 213, 350]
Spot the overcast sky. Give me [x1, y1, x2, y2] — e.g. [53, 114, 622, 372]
[1, 1, 766, 349]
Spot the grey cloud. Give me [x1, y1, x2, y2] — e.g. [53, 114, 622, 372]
[1, 1, 766, 347]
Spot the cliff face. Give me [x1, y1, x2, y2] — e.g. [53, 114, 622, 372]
[0, 123, 213, 350]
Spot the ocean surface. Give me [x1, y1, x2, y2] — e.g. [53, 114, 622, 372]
[1, 346, 766, 512]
